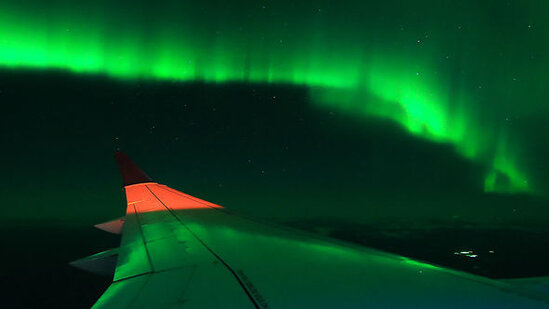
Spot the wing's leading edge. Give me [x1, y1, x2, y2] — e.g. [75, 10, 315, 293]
[84, 153, 549, 308]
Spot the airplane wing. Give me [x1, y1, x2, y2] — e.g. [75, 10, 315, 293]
[79, 152, 549, 308]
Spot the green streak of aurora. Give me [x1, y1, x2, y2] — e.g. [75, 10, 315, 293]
[0, 1, 536, 194]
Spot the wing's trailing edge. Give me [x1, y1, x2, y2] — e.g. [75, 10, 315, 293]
[114, 151, 153, 186]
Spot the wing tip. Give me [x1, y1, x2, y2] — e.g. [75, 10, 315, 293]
[115, 151, 153, 186]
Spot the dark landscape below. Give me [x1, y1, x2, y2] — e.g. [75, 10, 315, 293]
[3, 222, 548, 308]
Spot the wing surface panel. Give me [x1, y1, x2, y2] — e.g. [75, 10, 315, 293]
[93, 274, 151, 308]
[504, 277, 549, 295]
[139, 183, 549, 308]
[95, 182, 258, 308]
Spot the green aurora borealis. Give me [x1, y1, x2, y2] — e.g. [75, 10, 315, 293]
[2, 0, 548, 195]
[0, 0, 549, 226]
[2, 2, 549, 306]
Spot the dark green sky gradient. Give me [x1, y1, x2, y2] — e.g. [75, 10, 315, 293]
[0, 1, 548, 226]
[1, 71, 547, 227]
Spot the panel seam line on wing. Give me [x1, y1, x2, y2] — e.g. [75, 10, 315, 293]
[144, 185, 262, 309]
[133, 204, 155, 273]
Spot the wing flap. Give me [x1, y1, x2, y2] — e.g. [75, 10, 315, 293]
[70, 248, 119, 276]
[95, 218, 125, 234]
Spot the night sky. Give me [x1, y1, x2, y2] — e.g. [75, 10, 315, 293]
[1, 0, 548, 307]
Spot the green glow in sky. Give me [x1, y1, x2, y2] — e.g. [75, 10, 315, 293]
[1, 0, 545, 194]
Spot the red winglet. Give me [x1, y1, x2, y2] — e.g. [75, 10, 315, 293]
[115, 151, 153, 186]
